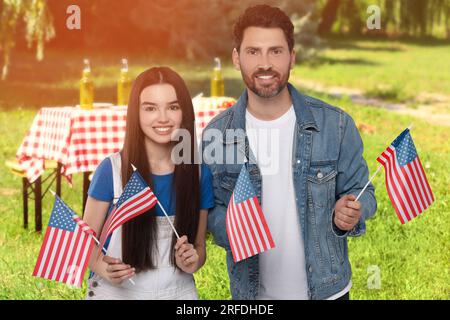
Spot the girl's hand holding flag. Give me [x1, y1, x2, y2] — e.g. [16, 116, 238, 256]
[174, 235, 201, 274]
[100, 256, 135, 285]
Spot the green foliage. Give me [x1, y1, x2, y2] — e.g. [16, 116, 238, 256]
[0, 0, 54, 80]
[319, 0, 450, 38]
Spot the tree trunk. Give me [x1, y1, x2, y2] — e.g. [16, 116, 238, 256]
[318, 0, 341, 35]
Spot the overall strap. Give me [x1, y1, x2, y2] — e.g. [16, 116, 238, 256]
[109, 152, 123, 205]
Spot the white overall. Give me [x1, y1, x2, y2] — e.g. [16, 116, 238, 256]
[86, 153, 198, 300]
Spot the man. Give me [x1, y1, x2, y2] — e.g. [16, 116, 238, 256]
[202, 5, 377, 300]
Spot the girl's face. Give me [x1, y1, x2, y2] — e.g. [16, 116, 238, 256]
[139, 84, 183, 145]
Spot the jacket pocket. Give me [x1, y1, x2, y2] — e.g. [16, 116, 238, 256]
[307, 162, 337, 209]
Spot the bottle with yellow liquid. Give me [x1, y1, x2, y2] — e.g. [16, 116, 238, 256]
[117, 58, 131, 106]
[210, 57, 224, 97]
[79, 59, 94, 110]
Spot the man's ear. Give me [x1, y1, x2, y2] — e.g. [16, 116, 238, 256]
[290, 49, 296, 70]
[232, 48, 241, 71]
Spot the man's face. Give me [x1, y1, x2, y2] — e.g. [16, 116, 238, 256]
[233, 26, 295, 99]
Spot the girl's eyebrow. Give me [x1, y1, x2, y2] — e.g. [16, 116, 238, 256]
[141, 100, 179, 106]
[141, 101, 157, 106]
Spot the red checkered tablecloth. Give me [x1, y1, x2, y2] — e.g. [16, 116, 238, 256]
[16, 98, 234, 183]
[16, 106, 128, 183]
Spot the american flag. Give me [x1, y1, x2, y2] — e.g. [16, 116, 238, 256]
[377, 128, 434, 224]
[226, 164, 275, 263]
[33, 195, 95, 287]
[99, 169, 157, 249]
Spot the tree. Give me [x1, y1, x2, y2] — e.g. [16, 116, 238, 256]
[0, 0, 55, 80]
[318, 0, 341, 35]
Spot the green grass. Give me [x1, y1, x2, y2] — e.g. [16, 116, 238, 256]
[293, 37, 450, 102]
[0, 38, 449, 299]
[1, 94, 448, 300]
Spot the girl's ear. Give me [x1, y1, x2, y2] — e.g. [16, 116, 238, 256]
[232, 48, 241, 71]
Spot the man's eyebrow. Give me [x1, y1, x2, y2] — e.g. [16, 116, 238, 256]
[243, 46, 285, 51]
[269, 46, 285, 50]
[243, 46, 261, 51]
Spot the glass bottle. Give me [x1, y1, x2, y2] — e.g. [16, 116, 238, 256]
[79, 59, 94, 110]
[117, 58, 131, 106]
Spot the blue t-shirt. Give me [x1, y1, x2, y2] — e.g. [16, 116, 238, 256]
[88, 158, 215, 217]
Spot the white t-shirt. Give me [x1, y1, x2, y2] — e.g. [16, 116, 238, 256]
[246, 105, 351, 300]
[246, 106, 309, 299]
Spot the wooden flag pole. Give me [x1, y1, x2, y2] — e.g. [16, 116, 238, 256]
[50, 191, 136, 285]
[354, 123, 413, 202]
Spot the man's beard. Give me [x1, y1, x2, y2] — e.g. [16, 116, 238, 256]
[241, 66, 290, 99]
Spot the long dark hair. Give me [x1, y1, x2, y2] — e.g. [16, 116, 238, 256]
[120, 66, 200, 272]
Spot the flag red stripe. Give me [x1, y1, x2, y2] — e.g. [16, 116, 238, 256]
[58, 226, 79, 282]
[73, 231, 92, 287]
[233, 200, 251, 259]
[106, 190, 153, 229]
[99, 191, 156, 248]
[62, 227, 82, 283]
[71, 230, 88, 286]
[101, 190, 150, 239]
[47, 229, 65, 278]
[410, 159, 431, 207]
[407, 161, 430, 209]
[400, 165, 424, 216]
[389, 149, 420, 218]
[416, 157, 434, 202]
[387, 148, 416, 220]
[227, 204, 240, 262]
[51, 231, 71, 280]
[33, 226, 52, 276]
[239, 201, 260, 256]
[225, 202, 239, 262]
[403, 163, 427, 212]
[251, 197, 275, 248]
[63, 228, 83, 285]
[55, 231, 74, 281]
[107, 193, 156, 235]
[229, 196, 244, 261]
[40, 228, 58, 277]
[387, 149, 415, 221]
[379, 151, 406, 223]
[238, 202, 259, 255]
[106, 198, 157, 242]
[243, 199, 263, 252]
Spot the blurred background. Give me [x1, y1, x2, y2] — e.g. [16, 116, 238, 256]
[0, 0, 449, 300]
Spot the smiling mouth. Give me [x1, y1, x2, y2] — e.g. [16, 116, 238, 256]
[153, 126, 173, 134]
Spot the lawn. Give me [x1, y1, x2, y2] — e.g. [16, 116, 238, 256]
[294, 36, 450, 103]
[0, 38, 449, 300]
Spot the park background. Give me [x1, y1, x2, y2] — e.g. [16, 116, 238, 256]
[0, 0, 449, 299]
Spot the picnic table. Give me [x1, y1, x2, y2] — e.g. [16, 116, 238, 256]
[15, 97, 235, 231]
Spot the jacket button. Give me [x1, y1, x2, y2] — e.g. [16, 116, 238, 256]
[317, 172, 323, 179]
[309, 266, 313, 273]
[297, 160, 301, 164]
[92, 281, 98, 288]
[88, 291, 95, 297]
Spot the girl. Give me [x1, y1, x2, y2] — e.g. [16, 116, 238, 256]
[83, 67, 214, 299]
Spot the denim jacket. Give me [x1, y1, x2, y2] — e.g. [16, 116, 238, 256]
[201, 83, 377, 300]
